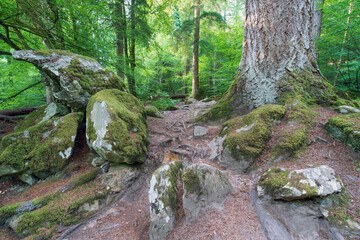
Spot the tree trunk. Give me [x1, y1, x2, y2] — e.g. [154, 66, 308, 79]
[204, 0, 324, 120]
[191, 0, 201, 100]
[114, 0, 125, 79]
[312, 0, 324, 39]
[128, 0, 137, 96]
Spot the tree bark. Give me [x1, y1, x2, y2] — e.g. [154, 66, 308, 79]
[129, 0, 137, 96]
[114, 0, 125, 79]
[206, 0, 323, 119]
[0, 107, 40, 116]
[191, 0, 201, 100]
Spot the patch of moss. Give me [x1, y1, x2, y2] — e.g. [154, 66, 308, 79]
[0, 112, 83, 180]
[221, 105, 286, 160]
[259, 168, 318, 199]
[15, 105, 47, 132]
[144, 105, 161, 117]
[326, 191, 355, 227]
[0, 202, 24, 220]
[65, 168, 100, 191]
[326, 113, 360, 151]
[86, 89, 149, 164]
[182, 167, 201, 195]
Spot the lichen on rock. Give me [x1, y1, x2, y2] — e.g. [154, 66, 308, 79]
[0, 112, 83, 183]
[219, 104, 286, 172]
[258, 165, 343, 200]
[86, 89, 148, 165]
[12, 49, 127, 111]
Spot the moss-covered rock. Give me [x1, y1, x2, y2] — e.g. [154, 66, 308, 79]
[145, 105, 164, 118]
[12, 50, 127, 111]
[0, 112, 83, 183]
[326, 113, 360, 151]
[15, 102, 70, 132]
[219, 105, 286, 172]
[86, 89, 148, 165]
[258, 165, 343, 200]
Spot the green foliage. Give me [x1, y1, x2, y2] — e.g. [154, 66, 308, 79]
[151, 97, 177, 111]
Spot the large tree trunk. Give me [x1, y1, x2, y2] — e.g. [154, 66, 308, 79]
[203, 0, 326, 121]
[191, 0, 201, 99]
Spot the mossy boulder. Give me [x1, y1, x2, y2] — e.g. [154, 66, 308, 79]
[149, 162, 231, 240]
[15, 102, 70, 132]
[219, 104, 286, 172]
[12, 50, 127, 111]
[325, 113, 360, 151]
[145, 105, 164, 118]
[86, 89, 148, 165]
[258, 165, 343, 200]
[0, 112, 83, 183]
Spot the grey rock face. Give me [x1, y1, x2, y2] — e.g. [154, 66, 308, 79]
[182, 164, 232, 219]
[100, 165, 141, 192]
[193, 126, 208, 139]
[149, 162, 231, 239]
[13, 50, 126, 111]
[86, 89, 148, 165]
[258, 165, 343, 200]
[338, 105, 360, 114]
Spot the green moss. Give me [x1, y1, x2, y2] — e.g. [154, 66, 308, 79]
[0, 202, 24, 219]
[182, 167, 201, 195]
[0, 112, 83, 180]
[326, 191, 354, 227]
[32, 192, 59, 206]
[86, 89, 149, 164]
[272, 123, 308, 156]
[144, 105, 161, 117]
[259, 168, 318, 199]
[66, 169, 100, 191]
[326, 113, 360, 151]
[15, 105, 47, 132]
[59, 58, 126, 95]
[221, 105, 286, 160]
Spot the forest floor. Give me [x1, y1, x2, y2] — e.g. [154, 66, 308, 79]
[0, 100, 359, 240]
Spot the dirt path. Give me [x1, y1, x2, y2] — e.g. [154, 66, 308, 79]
[62, 101, 266, 240]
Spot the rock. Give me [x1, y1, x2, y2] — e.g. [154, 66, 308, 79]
[160, 138, 173, 148]
[194, 100, 216, 109]
[219, 105, 286, 172]
[338, 105, 360, 114]
[12, 50, 126, 111]
[0, 112, 83, 182]
[193, 126, 208, 139]
[18, 173, 36, 185]
[145, 105, 164, 118]
[347, 220, 360, 231]
[16, 102, 70, 132]
[16, 201, 38, 213]
[182, 164, 232, 219]
[326, 113, 360, 152]
[149, 162, 185, 240]
[86, 89, 148, 165]
[100, 165, 141, 192]
[86, 152, 106, 167]
[149, 162, 231, 239]
[258, 165, 343, 200]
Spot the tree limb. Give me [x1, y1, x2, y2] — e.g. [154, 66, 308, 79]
[0, 81, 42, 104]
[0, 107, 40, 116]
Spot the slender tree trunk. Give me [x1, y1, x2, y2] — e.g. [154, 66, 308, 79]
[191, 0, 201, 99]
[123, 3, 130, 81]
[114, 0, 125, 79]
[205, 0, 324, 120]
[333, 1, 353, 87]
[127, 0, 137, 96]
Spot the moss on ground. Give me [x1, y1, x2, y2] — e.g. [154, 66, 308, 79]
[0, 112, 83, 180]
[0, 202, 24, 220]
[220, 105, 286, 160]
[86, 89, 149, 164]
[145, 105, 162, 117]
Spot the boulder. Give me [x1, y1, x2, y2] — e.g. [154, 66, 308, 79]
[149, 162, 185, 240]
[219, 105, 286, 172]
[182, 164, 232, 219]
[326, 113, 360, 151]
[149, 162, 231, 239]
[12, 50, 126, 111]
[0, 112, 83, 182]
[337, 105, 360, 114]
[100, 165, 141, 192]
[258, 165, 343, 200]
[86, 89, 148, 165]
[16, 102, 69, 132]
[193, 126, 208, 139]
[145, 105, 164, 118]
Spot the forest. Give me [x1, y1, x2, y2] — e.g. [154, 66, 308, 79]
[0, 0, 359, 110]
[1, 0, 360, 240]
